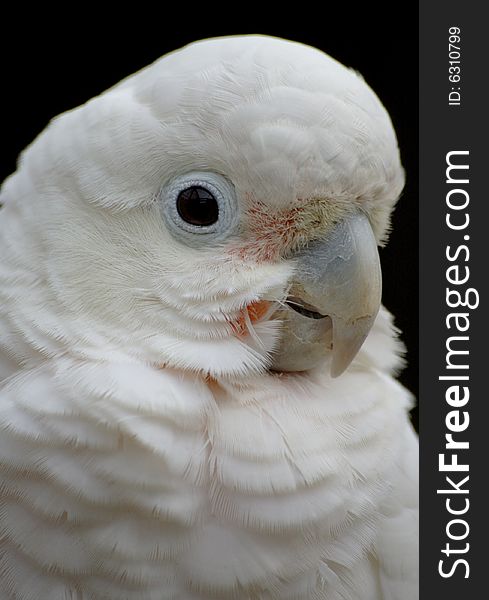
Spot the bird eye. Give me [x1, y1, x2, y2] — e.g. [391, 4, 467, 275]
[160, 172, 239, 246]
[176, 186, 219, 226]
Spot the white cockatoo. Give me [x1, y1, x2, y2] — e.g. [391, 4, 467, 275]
[0, 36, 418, 600]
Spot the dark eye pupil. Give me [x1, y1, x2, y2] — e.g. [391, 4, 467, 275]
[176, 186, 219, 226]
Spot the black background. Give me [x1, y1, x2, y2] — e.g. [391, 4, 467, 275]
[0, 20, 418, 428]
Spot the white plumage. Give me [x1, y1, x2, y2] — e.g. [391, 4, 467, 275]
[0, 35, 418, 599]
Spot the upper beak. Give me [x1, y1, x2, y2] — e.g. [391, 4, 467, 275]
[270, 210, 382, 377]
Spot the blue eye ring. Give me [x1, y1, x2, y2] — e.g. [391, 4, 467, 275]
[160, 171, 239, 245]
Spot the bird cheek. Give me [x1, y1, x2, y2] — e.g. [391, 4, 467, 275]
[229, 237, 284, 263]
[230, 200, 301, 262]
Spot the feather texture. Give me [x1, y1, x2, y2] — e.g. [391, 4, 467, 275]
[0, 314, 416, 598]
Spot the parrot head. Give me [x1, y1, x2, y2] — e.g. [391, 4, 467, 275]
[1, 35, 404, 378]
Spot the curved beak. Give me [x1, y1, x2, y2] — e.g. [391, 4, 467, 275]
[271, 210, 382, 377]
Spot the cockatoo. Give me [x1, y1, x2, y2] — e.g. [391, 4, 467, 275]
[0, 35, 418, 600]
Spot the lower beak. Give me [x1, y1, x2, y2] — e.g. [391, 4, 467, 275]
[270, 210, 382, 377]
